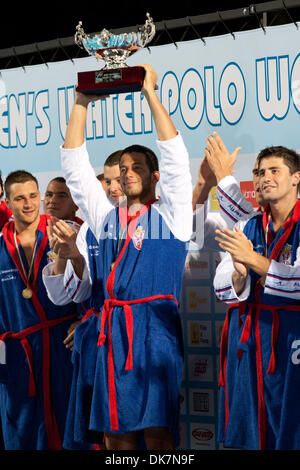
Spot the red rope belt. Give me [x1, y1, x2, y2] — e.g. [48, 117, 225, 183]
[0, 312, 77, 449]
[97, 295, 176, 431]
[219, 301, 299, 450]
[81, 306, 99, 323]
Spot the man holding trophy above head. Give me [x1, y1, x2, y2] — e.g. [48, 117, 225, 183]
[43, 62, 193, 449]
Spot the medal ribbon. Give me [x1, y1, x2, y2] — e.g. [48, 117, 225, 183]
[219, 201, 300, 450]
[1, 215, 70, 449]
[262, 200, 300, 261]
[13, 229, 38, 294]
[263, 212, 272, 256]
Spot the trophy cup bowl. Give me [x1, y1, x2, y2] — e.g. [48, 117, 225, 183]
[75, 13, 155, 95]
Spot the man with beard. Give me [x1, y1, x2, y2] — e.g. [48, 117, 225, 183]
[43, 64, 193, 450]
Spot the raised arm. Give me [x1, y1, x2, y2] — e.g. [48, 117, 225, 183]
[139, 66, 193, 242]
[205, 132, 255, 225]
[204, 132, 241, 184]
[192, 157, 217, 210]
[192, 131, 238, 210]
[141, 64, 177, 141]
[64, 93, 100, 149]
[60, 92, 114, 241]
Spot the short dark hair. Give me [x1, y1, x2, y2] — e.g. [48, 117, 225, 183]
[48, 176, 66, 185]
[257, 146, 300, 174]
[5, 170, 39, 198]
[104, 150, 123, 167]
[96, 173, 104, 182]
[120, 144, 159, 173]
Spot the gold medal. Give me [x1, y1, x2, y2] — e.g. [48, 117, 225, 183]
[13, 229, 37, 301]
[22, 287, 33, 299]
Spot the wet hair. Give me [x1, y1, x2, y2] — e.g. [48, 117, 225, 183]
[120, 144, 159, 173]
[257, 146, 300, 174]
[5, 170, 39, 199]
[48, 176, 66, 184]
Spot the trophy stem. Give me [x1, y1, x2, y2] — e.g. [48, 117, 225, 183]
[96, 46, 139, 69]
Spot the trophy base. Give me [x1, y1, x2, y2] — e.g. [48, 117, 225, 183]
[76, 66, 145, 95]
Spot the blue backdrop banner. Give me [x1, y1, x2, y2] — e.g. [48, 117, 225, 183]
[1, 22, 299, 449]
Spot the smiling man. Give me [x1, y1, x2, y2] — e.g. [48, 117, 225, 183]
[213, 146, 300, 450]
[118, 144, 159, 210]
[43, 64, 193, 450]
[0, 170, 81, 450]
[258, 149, 299, 208]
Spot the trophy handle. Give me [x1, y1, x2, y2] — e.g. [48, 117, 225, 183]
[139, 12, 156, 47]
[75, 21, 87, 49]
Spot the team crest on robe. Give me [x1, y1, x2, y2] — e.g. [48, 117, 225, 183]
[279, 244, 292, 265]
[132, 225, 145, 250]
[47, 250, 57, 263]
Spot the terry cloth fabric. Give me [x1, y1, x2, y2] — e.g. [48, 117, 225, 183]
[62, 225, 104, 449]
[215, 203, 300, 450]
[0, 215, 83, 450]
[58, 132, 193, 446]
[0, 201, 12, 231]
